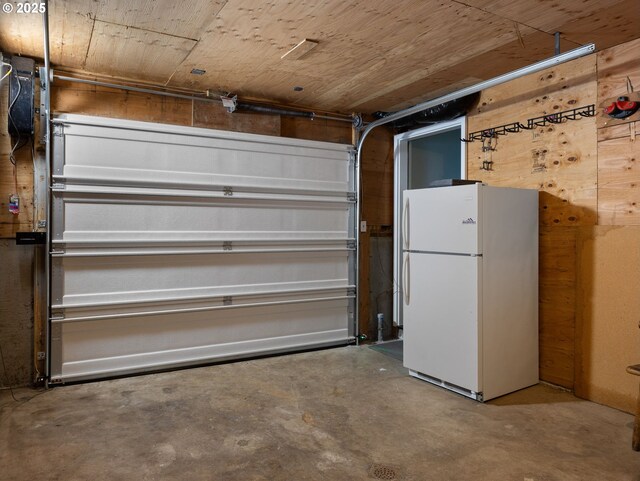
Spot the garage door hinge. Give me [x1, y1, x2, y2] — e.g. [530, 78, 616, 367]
[51, 183, 66, 191]
[346, 240, 356, 249]
[347, 192, 356, 202]
[50, 310, 64, 321]
[53, 124, 64, 137]
[347, 287, 356, 297]
[223, 296, 233, 306]
[223, 241, 232, 251]
[223, 186, 233, 196]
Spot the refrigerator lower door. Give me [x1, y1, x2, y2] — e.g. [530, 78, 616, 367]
[403, 252, 481, 396]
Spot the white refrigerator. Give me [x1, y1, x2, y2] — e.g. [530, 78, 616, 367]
[401, 183, 538, 401]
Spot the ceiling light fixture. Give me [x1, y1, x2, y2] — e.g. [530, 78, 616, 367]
[293, 86, 304, 92]
[190, 68, 206, 75]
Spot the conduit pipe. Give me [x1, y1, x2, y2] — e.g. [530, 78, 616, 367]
[353, 43, 596, 335]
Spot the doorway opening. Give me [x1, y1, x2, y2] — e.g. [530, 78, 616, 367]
[393, 118, 467, 328]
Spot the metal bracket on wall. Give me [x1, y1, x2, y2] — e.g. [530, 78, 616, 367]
[462, 122, 526, 143]
[462, 105, 596, 144]
[526, 104, 595, 128]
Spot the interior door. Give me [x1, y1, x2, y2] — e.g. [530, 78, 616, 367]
[402, 251, 481, 392]
[393, 119, 466, 326]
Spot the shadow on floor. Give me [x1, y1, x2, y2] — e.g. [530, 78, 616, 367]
[489, 383, 581, 406]
[368, 339, 403, 362]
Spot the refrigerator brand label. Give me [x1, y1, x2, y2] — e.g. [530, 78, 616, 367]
[462, 218, 476, 224]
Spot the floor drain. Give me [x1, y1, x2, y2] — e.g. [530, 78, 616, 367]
[369, 464, 398, 480]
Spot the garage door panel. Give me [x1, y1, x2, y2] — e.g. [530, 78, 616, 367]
[61, 164, 348, 195]
[50, 114, 355, 383]
[59, 123, 350, 190]
[56, 192, 349, 242]
[55, 251, 349, 306]
[57, 300, 350, 381]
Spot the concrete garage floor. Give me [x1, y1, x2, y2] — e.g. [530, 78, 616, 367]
[1, 346, 639, 481]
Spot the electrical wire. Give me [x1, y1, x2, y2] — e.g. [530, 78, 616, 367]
[0, 61, 12, 83]
[8, 67, 24, 166]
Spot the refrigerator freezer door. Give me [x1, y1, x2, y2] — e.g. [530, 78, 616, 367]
[402, 252, 481, 393]
[403, 184, 481, 255]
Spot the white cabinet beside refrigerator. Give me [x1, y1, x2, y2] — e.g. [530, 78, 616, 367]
[401, 183, 538, 401]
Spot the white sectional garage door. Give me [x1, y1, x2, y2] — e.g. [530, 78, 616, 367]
[49, 114, 356, 383]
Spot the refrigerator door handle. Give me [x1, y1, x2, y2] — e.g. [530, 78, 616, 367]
[403, 197, 410, 250]
[403, 253, 410, 306]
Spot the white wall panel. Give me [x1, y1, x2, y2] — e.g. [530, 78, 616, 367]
[49, 114, 355, 382]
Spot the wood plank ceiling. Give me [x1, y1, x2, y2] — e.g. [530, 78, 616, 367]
[0, 0, 638, 114]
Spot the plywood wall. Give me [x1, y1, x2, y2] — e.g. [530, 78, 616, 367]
[465, 37, 640, 412]
[596, 39, 640, 225]
[575, 226, 640, 414]
[571, 38, 640, 413]
[467, 55, 598, 390]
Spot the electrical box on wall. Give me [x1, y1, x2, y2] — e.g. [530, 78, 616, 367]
[7, 55, 35, 137]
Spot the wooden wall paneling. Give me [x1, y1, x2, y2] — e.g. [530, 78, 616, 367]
[467, 55, 598, 227]
[193, 100, 281, 136]
[466, 55, 597, 388]
[539, 227, 577, 388]
[596, 37, 640, 130]
[597, 39, 640, 225]
[279, 117, 351, 144]
[597, 128, 640, 225]
[51, 80, 193, 126]
[575, 226, 640, 414]
[360, 127, 394, 227]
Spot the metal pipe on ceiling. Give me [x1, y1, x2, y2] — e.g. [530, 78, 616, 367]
[353, 42, 595, 333]
[52, 74, 353, 123]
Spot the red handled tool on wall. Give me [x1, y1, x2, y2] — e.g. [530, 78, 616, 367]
[603, 96, 639, 119]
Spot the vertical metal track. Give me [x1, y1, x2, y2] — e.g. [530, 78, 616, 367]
[42, 0, 52, 383]
[351, 124, 361, 342]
